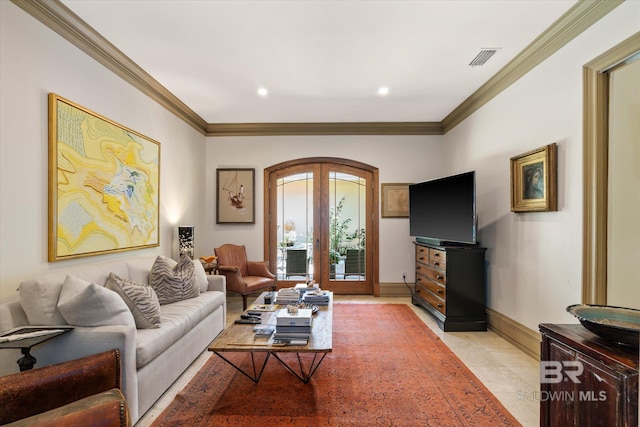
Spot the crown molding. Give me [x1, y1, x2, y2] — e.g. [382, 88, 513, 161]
[441, 0, 623, 133]
[11, 0, 208, 134]
[13, 0, 622, 137]
[206, 122, 443, 137]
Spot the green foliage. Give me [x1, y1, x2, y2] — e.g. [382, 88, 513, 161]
[329, 199, 365, 259]
[329, 197, 351, 264]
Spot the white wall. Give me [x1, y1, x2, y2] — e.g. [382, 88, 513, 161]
[204, 135, 447, 283]
[0, 2, 206, 300]
[443, 1, 640, 331]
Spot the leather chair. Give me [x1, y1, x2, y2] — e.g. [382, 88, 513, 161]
[215, 244, 276, 310]
[0, 349, 131, 426]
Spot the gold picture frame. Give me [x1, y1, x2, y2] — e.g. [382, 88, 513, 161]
[510, 143, 557, 212]
[48, 94, 160, 261]
[381, 183, 410, 218]
[216, 168, 255, 224]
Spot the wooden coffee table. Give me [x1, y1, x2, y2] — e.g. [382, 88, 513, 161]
[208, 291, 333, 383]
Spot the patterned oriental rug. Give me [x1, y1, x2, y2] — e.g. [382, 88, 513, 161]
[152, 304, 521, 427]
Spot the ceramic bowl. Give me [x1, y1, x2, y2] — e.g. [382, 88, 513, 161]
[566, 304, 640, 348]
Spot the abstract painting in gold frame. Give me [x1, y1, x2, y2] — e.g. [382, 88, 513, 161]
[381, 183, 410, 218]
[48, 94, 160, 261]
[510, 143, 557, 213]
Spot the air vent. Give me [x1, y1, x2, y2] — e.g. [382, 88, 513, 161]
[469, 48, 500, 67]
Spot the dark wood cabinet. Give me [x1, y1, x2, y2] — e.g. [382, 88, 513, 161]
[539, 324, 639, 427]
[412, 242, 487, 331]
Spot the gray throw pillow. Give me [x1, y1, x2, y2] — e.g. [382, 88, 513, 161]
[57, 275, 135, 327]
[106, 273, 161, 329]
[193, 259, 209, 293]
[19, 280, 68, 326]
[150, 255, 199, 305]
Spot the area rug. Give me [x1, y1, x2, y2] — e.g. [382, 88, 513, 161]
[152, 304, 521, 426]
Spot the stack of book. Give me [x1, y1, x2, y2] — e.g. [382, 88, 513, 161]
[253, 325, 275, 338]
[294, 282, 319, 295]
[303, 290, 330, 306]
[273, 307, 312, 344]
[275, 288, 300, 304]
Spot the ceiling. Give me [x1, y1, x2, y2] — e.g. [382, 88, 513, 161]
[57, 0, 578, 126]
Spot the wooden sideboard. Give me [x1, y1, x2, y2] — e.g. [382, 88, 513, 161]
[539, 323, 639, 427]
[412, 241, 487, 331]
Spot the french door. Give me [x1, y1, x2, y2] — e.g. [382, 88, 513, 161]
[264, 158, 378, 294]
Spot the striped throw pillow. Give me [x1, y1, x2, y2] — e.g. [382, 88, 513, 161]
[150, 255, 200, 305]
[106, 273, 161, 329]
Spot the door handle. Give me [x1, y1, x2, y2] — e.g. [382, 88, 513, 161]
[315, 238, 319, 251]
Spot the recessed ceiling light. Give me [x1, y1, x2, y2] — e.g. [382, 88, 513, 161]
[258, 87, 268, 97]
[377, 86, 389, 96]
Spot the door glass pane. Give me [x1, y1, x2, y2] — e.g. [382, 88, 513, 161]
[329, 172, 366, 281]
[276, 172, 313, 281]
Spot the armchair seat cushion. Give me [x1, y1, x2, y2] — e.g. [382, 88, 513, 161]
[244, 276, 277, 292]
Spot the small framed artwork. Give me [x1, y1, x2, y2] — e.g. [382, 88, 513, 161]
[216, 168, 255, 223]
[381, 183, 410, 218]
[510, 143, 557, 212]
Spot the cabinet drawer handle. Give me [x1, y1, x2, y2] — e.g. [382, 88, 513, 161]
[437, 289, 443, 294]
[437, 304, 443, 308]
[436, 275, 443, 280]
[419, 257, 425, 261]
[433, 261, 440, 266]
[434, 253, 440, 257]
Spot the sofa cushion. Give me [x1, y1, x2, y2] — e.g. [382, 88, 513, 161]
[150, 255, 199, 305]
[57, 275, 135, 327]
[125, 257, 157, 286]
[193, 260, 209, 293]
[18, 280, 67, 326]
[134, 291, 225, 368]
[105, 273, 161, 329]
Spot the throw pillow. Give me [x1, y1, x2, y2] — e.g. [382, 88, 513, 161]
[193, 259, 209, 293]
[18, 280, 68, 326]
[57, 275, 135, 327]
[106, 273, 161, 329]
[150, 255, 200, 305]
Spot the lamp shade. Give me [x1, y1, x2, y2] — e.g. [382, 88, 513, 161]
[178, 226, 194, 259]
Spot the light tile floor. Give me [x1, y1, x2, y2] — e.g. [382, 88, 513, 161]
[137, 295, 540, 426]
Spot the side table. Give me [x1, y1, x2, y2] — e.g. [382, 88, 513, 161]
[199, 257, 218, 274]
[0, 326, 74, 371]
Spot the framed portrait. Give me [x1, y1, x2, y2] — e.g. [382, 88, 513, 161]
[510, 143, 557, 212]
[48, 93, 160, 261]
[216, 168, 255, 224]
[381, 183, 410, 218]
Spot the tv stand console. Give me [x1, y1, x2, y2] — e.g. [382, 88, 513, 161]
[412, 241, 487, 331]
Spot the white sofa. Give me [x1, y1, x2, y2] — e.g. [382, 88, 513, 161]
[0, 255, 226, 424]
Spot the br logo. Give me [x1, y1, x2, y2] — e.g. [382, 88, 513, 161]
[540, 361, 584, 384]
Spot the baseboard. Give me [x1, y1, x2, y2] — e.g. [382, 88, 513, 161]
[377, 282, 413, 297]
[486, 307, 541, 360]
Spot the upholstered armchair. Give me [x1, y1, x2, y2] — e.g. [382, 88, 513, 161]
[0, 349, 131, 426]
[214, 244, 276, 310]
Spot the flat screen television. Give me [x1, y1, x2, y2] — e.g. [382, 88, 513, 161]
[409, 171, 477, 246]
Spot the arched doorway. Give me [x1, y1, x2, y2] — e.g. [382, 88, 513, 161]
[264, 157, 378, 294]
